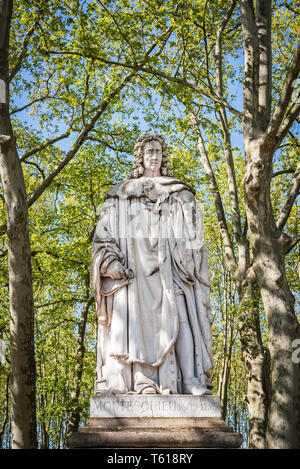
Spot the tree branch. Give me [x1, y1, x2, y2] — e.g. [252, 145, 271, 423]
[31, 249, 86, 266]
[190, 112, 239, 280]
[274, 101, 300, 149]
[35, 299, 90, 310]
[272, 168, 296, 178]
[9, 17, 40, 82]
[96, 0, 137, 64]
[26, 70, 136, 208]
[276, 160, 300, 231]
[265, 40, 300, 145]
[133, 64, 243, 118]
[44, 50, 243, 119]
[202, 0, 214, 94]
[28, 68, 135, 207]
[10, 91, 54, 115]
[239, 0, 260, 135]
[85, 135, 129, 153]
[257, 0, 272, 129]
[215, 1, 243, 240]
[215, 1, 249, 284]
[9, 3, 48, 82]
[20, 129, 72, 162]
[25, 25, 174, 208]
[22, 159, 45, 178]
[285, 236, 300, 255]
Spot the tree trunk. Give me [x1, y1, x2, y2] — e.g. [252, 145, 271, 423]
[244, 141, 300, 448]
[218, 340, 232, 421]
[0, 372, 10, 448]
[217, 271, 234, 421]
[39, 399, 49, 449]
[66, 275, 93, 436]
[193, 116, 270, 447]
[262, 265, 300, 449]
[0, 0, 37, 449]
[238, 276, 270, 448]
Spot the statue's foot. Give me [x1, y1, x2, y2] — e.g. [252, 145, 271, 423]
[135, 384, 157, 394]
[134, 375, 161, 394]
[183, 377, 212, 396]
[141, 386, 157, 394]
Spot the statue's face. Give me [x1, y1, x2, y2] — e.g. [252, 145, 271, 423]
[142, 140, 162, 171]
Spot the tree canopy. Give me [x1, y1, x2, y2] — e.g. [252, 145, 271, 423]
[0, 0, 299, 449]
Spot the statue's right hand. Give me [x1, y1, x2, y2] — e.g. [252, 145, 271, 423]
[104, 259, 127, 280]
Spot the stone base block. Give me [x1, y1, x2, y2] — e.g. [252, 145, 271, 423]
[90, 394, 222, 418]
[68, 395, 242, 449]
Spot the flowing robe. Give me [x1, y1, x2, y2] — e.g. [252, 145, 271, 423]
[91, 176, 213, 394]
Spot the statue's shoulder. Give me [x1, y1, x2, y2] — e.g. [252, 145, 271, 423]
[158, 176, 196, 197]
[104, 181, 124, 199]
[176, 187, 196, 203]
[104, 178, 144, 200]
[104, 177, 196, 200]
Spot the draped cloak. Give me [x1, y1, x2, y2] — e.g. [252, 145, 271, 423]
[91, 176, 213, 394]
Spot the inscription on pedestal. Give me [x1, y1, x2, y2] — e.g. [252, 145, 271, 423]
[90, 395, 221, 418]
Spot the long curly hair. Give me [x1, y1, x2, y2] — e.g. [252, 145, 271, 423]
[130, 133, 173, 178]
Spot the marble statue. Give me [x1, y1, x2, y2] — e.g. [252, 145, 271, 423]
[91, 134, 213, 396]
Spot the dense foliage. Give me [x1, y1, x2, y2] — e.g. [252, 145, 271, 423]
[0, 0, 299, 448]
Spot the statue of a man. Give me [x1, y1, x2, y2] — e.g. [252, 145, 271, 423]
[91, 134, 213, 395]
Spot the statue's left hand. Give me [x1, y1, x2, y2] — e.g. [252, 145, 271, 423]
[103, 259, 127, 279]
[143, 178, 158, 202]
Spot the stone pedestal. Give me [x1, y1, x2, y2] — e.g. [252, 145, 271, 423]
[68, 395, 243, 448]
